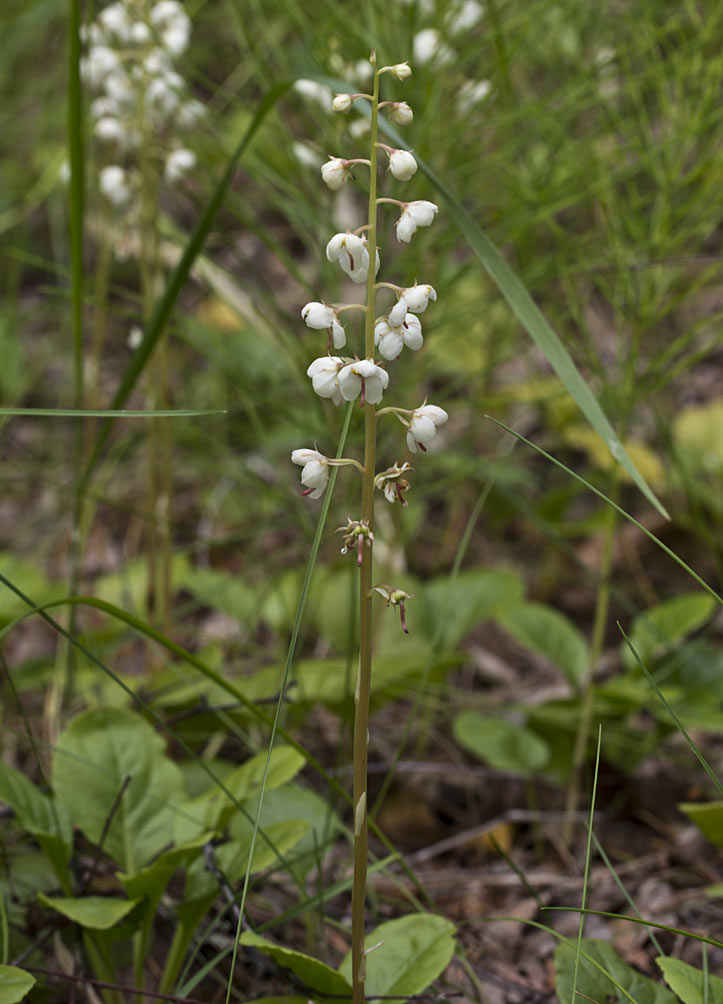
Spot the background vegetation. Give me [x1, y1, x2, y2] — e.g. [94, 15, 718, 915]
[1, 0, 722, 1001]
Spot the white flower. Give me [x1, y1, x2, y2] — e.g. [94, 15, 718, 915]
[387, 62, 412, 80]
[447, 0, 485, 33]
[98, 3, 133, 41]
[307, 356, 344, 405]
[150, 1, 185, 27]
[161, 21, 191, 55]
[375, 462, 413, 506]
[326, 232, 380, 284]
[391, 283, 437, 324]
[294, 78, 334, 108]
[165, 147, 196, 182]
[177, 98, 206, 128]
[374, 314, 423, 360]
[99, 165, 130, 207]
[146, 71, 184, 116]
[388, 149, 417, 181]
[291, 448, 329, 499]
[457, 79, 492, 113]
[406, 404, 448, 453]
[302, 302, 335, 328]
[104, 70, 135, 107]
[388, 101, 413, 126]
[130, 21, 153, 45]
[321, 157, 351, 190]
[94, 116, 126, 145]
[332, 93, 354, 113]
[396, 200, 439, 242]
[413, 28, 454, 66]
[338, 359, 389, 405]
[82, 45, 120, 88]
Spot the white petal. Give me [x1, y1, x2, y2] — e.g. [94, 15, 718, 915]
[332, 319, 346, 349]
[388, 299, 407, 327]
[418, 404, 448, 426]
[378, 330, 404, 360]
[410, 415, 437, 443]
[401, 314, 423, 350]
[291, 448, 324, 466]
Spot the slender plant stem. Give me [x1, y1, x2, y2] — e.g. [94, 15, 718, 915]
[564, 474, 620, 840]
[352, 53, 380, 1004]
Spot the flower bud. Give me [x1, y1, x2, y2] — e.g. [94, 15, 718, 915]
[388, 149, 417, 181]
[321, 157, 351, 190]
[388, 62, 412, 80]
[301, 301, 335, 329]
[388, 101, 413, 126]
[99, 165, 131, 207]
[332, 93, 354, 113]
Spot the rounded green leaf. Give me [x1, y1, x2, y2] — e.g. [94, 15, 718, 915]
[339, 914, 456, 999]
[555, 939, 677, 1004]
[0, 965, 35, 1004]
[679, 801, 723, 847]
[37, 893, 139, 930]
[53, 708, 185, 873]
[623, 593, 716, 671]
[498, 602, 589, 686]
[240, 931, 352, 997]
[657, 956, 723, 1004]
[453, 711, 550, 774]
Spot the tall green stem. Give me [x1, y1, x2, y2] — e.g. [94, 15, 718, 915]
[351, 55, 380, 1004]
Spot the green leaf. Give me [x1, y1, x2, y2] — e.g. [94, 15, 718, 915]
[239, 931, 352, 997]
[554, 939, 677, 1004]
[623, 593, 716, 670]
[679, 802, 723, 847]
[53, 708, 186, 874]
[173, 746, 305, 844]
[497, 602, 589, 685]
[118, 835, 210, 901]
[0, 763, 71, 848]
[452, 712, 550, 775]
[37, 893, 140, 930]
[339, 914, 456, 1000]
[657, 957, 723, 1004]
[0, 965, 35, 1003]
[420, 569, 524, 649]
[185, 820, 309, 901]
[230, 784, 341, 877]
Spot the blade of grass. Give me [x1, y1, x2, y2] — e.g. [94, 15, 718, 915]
[618, 623, 723, 795]
[571, 727, 602, 1004]
[487, 416, 722, 604]
[591, 831, 664, 955]
[541, 910, 723, 950]
[0, 409, 227, 418]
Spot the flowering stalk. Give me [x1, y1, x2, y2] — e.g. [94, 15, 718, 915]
[292, 52, 446, 1004]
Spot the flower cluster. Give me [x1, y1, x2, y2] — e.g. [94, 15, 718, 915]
[80, 0, 203, 208]
[290, 53, 449, 631]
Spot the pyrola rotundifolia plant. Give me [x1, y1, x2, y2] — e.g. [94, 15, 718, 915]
[291, 52, 447, 1004]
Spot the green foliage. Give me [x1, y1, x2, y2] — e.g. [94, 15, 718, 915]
[53, 707, 186, 874]
[37, 893, 140, 930]
[657, 956, 723, 1004]
[554, 939, 677, 1004]
[338, 914, 457, 1001]
[453, 711, 550, 775]
[0, 966, 35, 1004]
[498, 602, 589, 686]
[622, 593, 717, 671]
[240, 931, 352, 997]
[678, 801, 723, 847]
